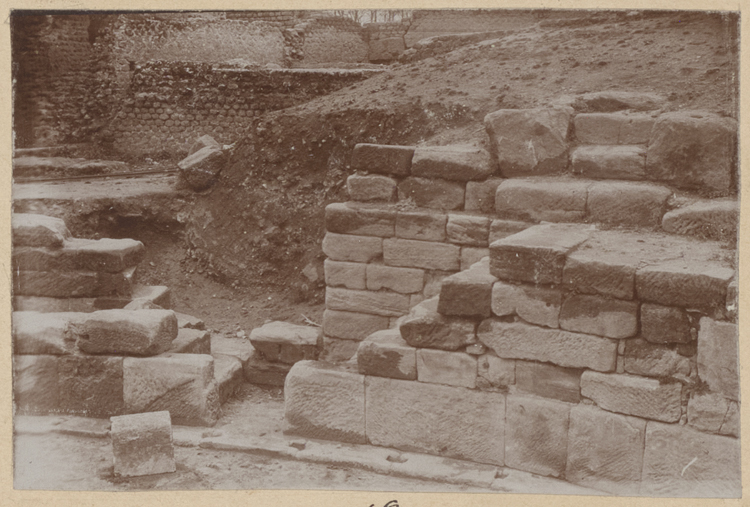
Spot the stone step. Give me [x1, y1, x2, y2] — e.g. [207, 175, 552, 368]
[12, 237, 145, 273]
[249, 321, 322, 364]
[13, 265, 137, 298]
[13, 284, 171, 313]
[212, 354, 244, 404]
[570, 145, 646, 180]
[12, 213, 71, 248]
[661, 198, 738, 242]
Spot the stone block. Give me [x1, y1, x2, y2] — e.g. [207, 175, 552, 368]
[411, 145, 493, 181]
[322, 233, 383, 263]
[641, 421, 740, 497]
[12, 213, 70, 247]
[562, 249, 636, 300]
[175, 312, 205, 330]
[489, 223, 593, 285]
[346, 174, 397, 202]
[646, 111, 737, 194]
[13, 311, 77, 355]
[465, 178, 503, 213]
[572, 91, 667, 112]
[59, 356, 124, 417]
[126, 285, 171, 309]
[400, 307, 476, 351]
[322, 310, 389, 341]
[177, 145, 225, 190]
[495, 178, 589, 222]
[395, 210, 447, 241]
[326, 287, 411, 318]
[398, 176, 465, 210]
[325, 202, 396, 237]
[324, 259, 367, 290]
[111, 411, 176, 478]
[13, 355, 59, 414]
[635, 261, 733, 310]
[687, 391, 729, 433]
[210, 334, 254, 366]
[350, 143, 413, 176]
[446, 214, 490, 246]
[12, 295, 97, 313]
[213, 354, 244, 404]
[621, 338, 692, 378]
[476, 354, 515, 390]
[515, 361, 581, 403]
[438, 269, 495, 318]
[13, 238, 145, 273]
[249, 321, 321, 364]
[661, 199, 738, 241]
[169, 328, 211, 354]
[720, 401, 740, 438]
[244, 350, 290, 386]
[571, 145, 646, 180]
[284, 361, 366, 444]
[559, 294, 638, 339]
[491, 282, 561, 328]
[587, 181, 671, 226]
[580, 371, 682, 422]
[188, 134, 220, 155]
[641, 303, 692, 344]
[478, 319, 617, 372]
[76, 309, 178, 356]
[320, 336, 361, 362]
[357, 329, 417, 380]
[485, 107, 571, 177]
[383, 238, 460, 271]
[14, 268, 135, 298]
[366, 264, 424, 294]
[566, 404, 646, 495]
[422, 271, 452, 298]
[366, 376, 505, 465]
[573, 112, 655, 144]
[697, 317, 739, 401]
[488, 219, 530, 243]
[505, 395, 570, 478]
[416, 349, 477, 388]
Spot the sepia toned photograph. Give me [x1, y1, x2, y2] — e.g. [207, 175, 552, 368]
[8, 6, 741, 501]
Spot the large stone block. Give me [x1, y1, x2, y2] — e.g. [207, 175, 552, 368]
[13, 238, 145, 273]
[59, 356, 124, 417]
[641, 421, 740, 497]
[491, 282, 561, 328]
[14, 268, 135, 298]
[646, 111, 737, 194]
[416, 349, 477, 388]
[326, 287, 411, 318]
[445, 214, 490, 246]
[395, 210, 447, 241]
[489, 223, 593, 285]
[13, 355, 59, 414]
[322, 233, 383, 263]
[366, 376, 505, 465]
[640, 303, 692, 344]
[478, 319, 617, 372]
[12, 213, 70, 247]
[284, 361, 366, 444]
[476, 354, 515, 390]
[177, 145, 225, 190]
[244, 350, 290, 387]
[346, 174, 397, 202]
[580, 371, 682, 422]
[383, 238, 460, 271]
[76, 309, 178, 356]
[495, 178, 589, 222]
[485, 107, 571, 177]
[397, 176, 465, 210]
[350, 143, 413, 176]
[661, 199, 738, 241]
[366, 264, 424, 294]
[571, 145, 646, 180]
[621, 338, 692, 378]
[505, 395, 570, 478]
[438, 269, 495, 318]
[214, 354, 244, 404]
[697, 317, 739, 401]
[13, 311, 77, 355]
[322, 310, 389, 341]
[111, 411, 176, 478]
[325, 202, 396, 237]
[357, 329, 417, 380]
[400, 304, 476, 351]
[249, 321, 321, 364]
[573, 112, 655, 144]
[324, 259, 367, 290]
[559, 294, 638, 339]
[411, 145, 493, 181]
[515, 361, 581, 403]
[562, 249, 636, 300]
[465, 178, 503, 213]
[566, 404, 646, 495]
[635, 261, 733, 310]
[587, 181, 671, 226]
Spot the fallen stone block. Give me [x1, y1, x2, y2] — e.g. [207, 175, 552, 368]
[446, 214, 490, 246]
[697, 317, 739, 401]
[14, 267, 136, 298]
[488, 219, 531, 244]
[571, 145, 646, 180]
[326, 287, 411, 318]
[213, 354, 244, 404]
[284, 361, 366, 444]
[346, 174, 397, 202]
[400, 303, 476, 351]
[249, 321, 321, 364]
[177, 145, 225, 190]
[397, 176, 465, 210]
[76, 309, 178, 356]
[13, 311, 77, 355]
[495, 178, 589, 222]
[621, 338, 692, 378]
[416, 349, 477, 388]
[383, 238, 460, 271]
[515, 361, 581, 403]
[322, 233, 383, 263]
[587, 181, 671, 226]
[324, 259, 367, 290]
[350, 143, 413, 176]
[491, 282, 561, 328]
[640, 303, 693, 344]
[13, 355, 60, 414]
[573, 112, 655, 144]
[13, 237, 145, 273]
[357, 329, 417, 381]
[460, 247, 489, 271]
[325, 202, 396, 237]
[635, 260, 733, 310]
[366, 376, 505, 465]
[366, 264, 424, 294]
[244, 350, 290, 386]
[411, 145, 493, 181]
[59, 355, 124, 417]
[395, 210, 447, 241]
[687, 391, 729, 433]
[322, 309, 389, 341]
[465, 178, 503, 213]
[661, 199, 738, 241]
[188, 134, 220, 155]
[580, 370, 682, 422]
[12, 213, 70, 247]
[169, 328, 211, 354]
[476, 354, 515, 390]
[559, 294, 638, 339]
[111, 411, 176, 478]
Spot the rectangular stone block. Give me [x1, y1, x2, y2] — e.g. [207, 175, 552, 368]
[325, 202, 396, 237]
[636, 261, 734, 310]
[214, 354, 243, 404]
[13, 238, 145, 273]
[13, 311, 77, 355]
[416, 348, 477, 388]
[465, 178, 503, 213]
[12, 213, 70, 247]
[322, 233, 383, 263]
[320, 336, 361, 362]
[346, 174, 397, 202]
[574, 112, 655, 145]
[478, 319, 617, 372]
[580, 371, 682, 422]
[488, 219, 530, 244]
[76, 309, 178, 356]
[438, 269, 495, 318]
[446, 214, 490, 246]
[398, 176, 465, 210]
[566, 404, 646, 495]
[14, 268, 135, 298]
[495, 178, 589, 222]
[383, 238, 460, 271]
[322, 309, 390, 341]
[400, 304, 477, 351]
[351, 143, 413, 176]
[491, 282, 561, 328]
[324, 259, 367, 290]
[505, 395, 570, 478]
[395, 210, 447, 241]
[571, 145, 646, 180]
[111, 411, 176, 478]
[460, 247, 489, 271]
[563, 249, 636, 300]
[13, 355, 59, 414]
[59, 355, 124, 418]
[244, 350, 290, 387]
[559, 294, 638, 339]
[587, 181, 671, 226]
[411, 145, 493, 181]
[515, 361, 581, 403]
[326, 287, 411, 318]
[476, 354, 515, 390]
[366, 376, 505, 465]
[284, 361, 366, 444]
[169, 328, 211, 354]
[366, 264, 424, 294]
[249, 321, 321, 364]
[621, 338, 692, 378]
[357, 329, 417, 381]
[687, 391, 729, 433]
[641, 303, 692, 344]
[697, 317, 739, 401]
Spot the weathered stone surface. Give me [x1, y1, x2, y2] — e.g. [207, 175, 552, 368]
[174, 312, 205, 330]
[123, 354, 219, 426]
[571, 145, 646, 180]
[563, 249, 636, 300]
[351, 143, 413, 176]
[13, 355, 59, 413]
[641, 421, 740, 497]
[398, 176, 465, 210]
[188, 134, 220, 155]
[383, 238, 460, 271]
[476, 354, 515, 390]
[244, 350, 291, 387]
[488, 219, 530, 244]
[76, 309, 177, 356]
[411, 145, 493, 181]
[687, 391, 729, 433]
[213, 354, 243, 404]
[13, 295, 97, 313]
[369, 36, 406, 61]
[566, 404, 646, 495]
[14, 268, 135, 298]
[324, 259, 367, 290]
[249, 321, 321, 364]
[357, 329, 417, 381]
[573, 112, 655, 144]
[326, 287, 411, 318]
[580, 371, 682, 422]
[568, 91, 667, 112]
[59, 356, 124, 417]
[438, 269, 495, 318]
[640, 303, 692, 344]
[587, 181, 671, 226]
[322, 310, 389, 341]
[559, 294, 638, 339]
[177, 145, 225, 190]
[123, 299, 161, 310]
[720, 401, 740, 438]
[394, 210, 447, 241]
[465, 178, 503, 213]
[416, 349, 477, 388]
[169, 328, 211, 354]
[13, 311, 77, 355]
[478, 319, 617, 372]
[489, 223, 593, 284]
[400, 304, 476, 351]
[485, 107, 571, 177]
[325, 202, 396, 237]
[322, 233, 383, 263]
[446, 214, 490, 246]
[366, 376, 505, 465]
[661, 199, 738, 241]
[491, 282, 561, 328]
[129, 285, 171, 309]
[210, 334, 254, 366]
[284, 361, 366, 444]
[13, 238, 145, 273]
[12, 213, 70, 247]
[515, 361, 581, 403]
[646, 111, 737, 194]
[621, 339, 692, 378]
[366, 264, 424, 294]
[320, 336, 361, 362]
[505, 395, 570, 478]
[111, 411, 176, 478]
[636, 261, 733, 310]
[346, 174, 397, 202]
[697, 317, 739, 401]
[495, 178, 589, 222]
[460, 247, 489, 271]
